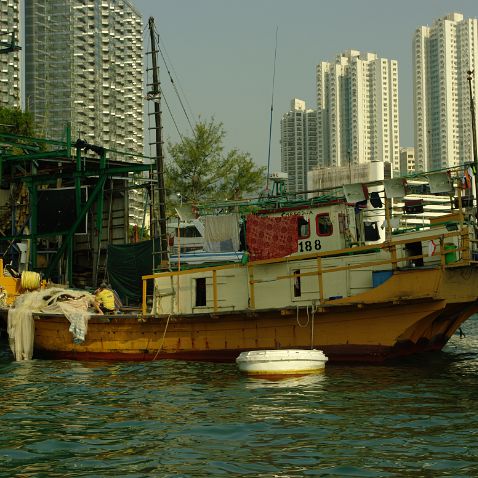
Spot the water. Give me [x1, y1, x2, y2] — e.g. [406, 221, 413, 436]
[1, 319, 478, 477]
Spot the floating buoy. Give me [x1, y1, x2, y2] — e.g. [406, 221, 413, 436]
[236, 349, 328, 376]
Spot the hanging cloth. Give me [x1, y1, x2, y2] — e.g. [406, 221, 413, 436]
[463, 168, 472, 189]
[369, 192, 383, 208]
[428, 171, 453, 194]
[204, 214, 240, 252]
[404, 199, 424, 214]
[246, 215, 298, 261]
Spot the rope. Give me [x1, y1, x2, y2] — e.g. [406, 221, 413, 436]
[152, 314, 171, 361]
[21, 271, 41, 290]
[296, 305, 310, 328]
[310, 306, 315, 349]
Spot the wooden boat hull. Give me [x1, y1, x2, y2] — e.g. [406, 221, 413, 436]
[3, 267, 478, 363]
[21, 298, 477, 364]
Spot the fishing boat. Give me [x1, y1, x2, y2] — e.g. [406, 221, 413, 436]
[4, 165, 478, 363]
[3, 20, 478, 364]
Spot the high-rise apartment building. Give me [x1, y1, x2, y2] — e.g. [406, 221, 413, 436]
[414, 13, 478, 172]
[400, 147, 416, 175]
[0, 0, 21, 108]
[316, 50, 400, 174]
[280, 99, 318, 196]
[25, 0, 143, 156]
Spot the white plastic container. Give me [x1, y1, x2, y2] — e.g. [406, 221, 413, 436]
[236, 349, 328, 376]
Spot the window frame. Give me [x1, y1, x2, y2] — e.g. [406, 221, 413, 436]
[297, 216, 311, 240]
[316, 213, 334, 237]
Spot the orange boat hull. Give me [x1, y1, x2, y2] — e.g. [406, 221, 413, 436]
[26, 298, 476, 363]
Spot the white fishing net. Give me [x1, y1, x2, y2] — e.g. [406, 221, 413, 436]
[7, 288, 98, 361]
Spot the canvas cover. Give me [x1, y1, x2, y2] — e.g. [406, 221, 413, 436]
[107, 239, 159, 303]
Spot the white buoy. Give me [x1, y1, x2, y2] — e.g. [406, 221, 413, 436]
[236, 349, 328, 376]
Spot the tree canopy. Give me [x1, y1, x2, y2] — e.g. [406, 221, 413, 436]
[0, 106, 35, 136]
[165, 118, 266, 204]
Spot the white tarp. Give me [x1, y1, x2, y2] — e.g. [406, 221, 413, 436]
[204, 214, 240, 252]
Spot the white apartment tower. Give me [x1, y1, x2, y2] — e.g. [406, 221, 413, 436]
[24, 0, 144, 156]
[316, 50, 400, 174]
[280, 99, 318, 196]
[0, 0, 20, 108]
[400, 147, 416, 175]
[414, 13, 478, 172]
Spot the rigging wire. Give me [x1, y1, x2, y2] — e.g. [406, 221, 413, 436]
[161, 89, 185, 142]
[152, 23, 196, 136]
[154, 24, 196, 130]
[145, 22, 187, 152]
[266, 26, 279, 192]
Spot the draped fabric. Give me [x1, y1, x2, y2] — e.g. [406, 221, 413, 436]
[107, 239, 159, 303]
[204, 214, 240, 252]
[246, 215, 298, 261]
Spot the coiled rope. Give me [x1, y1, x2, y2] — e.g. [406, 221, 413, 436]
[21, 271, 41, 290]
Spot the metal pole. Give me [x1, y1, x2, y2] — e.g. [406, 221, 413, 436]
[467, 70, 478, 208]
[347, 150, 352, 184]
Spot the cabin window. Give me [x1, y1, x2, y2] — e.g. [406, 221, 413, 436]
[405, 241, 424, 267]
[293, 270, 301, 297]
[364, 222, 380, 241]
[176, 225, 202, 238]
[195, 278, 207, 306]
[298, 216, 310, 239]
[316, 213, 333, 236]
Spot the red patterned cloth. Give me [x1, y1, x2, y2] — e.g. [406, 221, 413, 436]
[246, 215, 298, 261]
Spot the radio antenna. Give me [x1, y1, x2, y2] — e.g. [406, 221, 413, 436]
[266, 26, 278, 191]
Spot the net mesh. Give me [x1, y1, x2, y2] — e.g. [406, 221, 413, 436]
[7, 288, 98, 361]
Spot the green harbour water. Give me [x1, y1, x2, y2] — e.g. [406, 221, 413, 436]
[1, 318, 478, 477]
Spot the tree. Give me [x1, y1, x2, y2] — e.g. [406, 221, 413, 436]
[165, 118, 266, 204]
[0, 107, 35, 136]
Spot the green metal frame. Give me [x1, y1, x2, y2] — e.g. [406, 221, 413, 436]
[0, 125, 154, 285]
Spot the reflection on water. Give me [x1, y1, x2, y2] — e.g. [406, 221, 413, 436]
[0, 318, 477, 477]
[244, 372, 328, 389]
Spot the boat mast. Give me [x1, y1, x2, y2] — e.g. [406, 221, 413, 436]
[148, 17, 169, 269]
[467, 70, 478, 176]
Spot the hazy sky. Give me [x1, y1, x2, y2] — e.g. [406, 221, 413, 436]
[133, 0, 478, 172]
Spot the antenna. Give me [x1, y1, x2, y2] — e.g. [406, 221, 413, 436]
[266, 26, 278, 191]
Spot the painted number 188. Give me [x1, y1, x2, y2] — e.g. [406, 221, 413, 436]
[298, 240, 321, 252]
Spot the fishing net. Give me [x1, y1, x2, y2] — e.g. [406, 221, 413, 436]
[7, 288, 98, 361]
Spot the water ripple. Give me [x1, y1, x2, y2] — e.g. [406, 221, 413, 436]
[1, 318, 478, 476]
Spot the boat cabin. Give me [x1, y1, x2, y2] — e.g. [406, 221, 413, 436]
[148, 165, 475, 318]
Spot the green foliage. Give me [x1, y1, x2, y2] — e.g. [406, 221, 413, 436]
[0, 107, 35, 136]
[166, 118, 266, 204]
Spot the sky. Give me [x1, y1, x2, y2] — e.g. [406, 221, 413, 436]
[133, 0, 478, 172]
